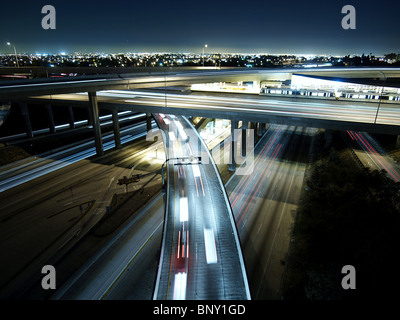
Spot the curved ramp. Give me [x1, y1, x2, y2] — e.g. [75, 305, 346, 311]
[153, 113, 250, 300]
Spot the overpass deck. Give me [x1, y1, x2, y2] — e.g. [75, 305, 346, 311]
[152, 114, 250, 300]
[26, 90, 400, 135]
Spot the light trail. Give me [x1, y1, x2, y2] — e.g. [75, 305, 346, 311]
[236, 143, 283, 227]
[154, 113, 250, 300]
[104, 89, 400, 126]
[173, 272, 187, 300]
[204, 228, 218, 264]
[348, 131, 400, 182]
[0, 121, 156, 192]
[230, 125, 283, 210]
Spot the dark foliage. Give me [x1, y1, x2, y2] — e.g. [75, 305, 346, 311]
[283, 149, 400, 299]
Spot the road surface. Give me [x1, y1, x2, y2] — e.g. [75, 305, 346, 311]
[153, 113, 250, 300]
[0, 135, 164, 299]
[346, 130, 400, 182]
[225, 124, 316, 299]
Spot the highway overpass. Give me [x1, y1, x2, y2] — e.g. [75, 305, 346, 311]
[1, 67, 400, 170]
[1, 67, 400, 146]
[1, 67, 400, 100]
[1, 66, 400, 300]
[0, 68, 288, 100]
[25, 89, 400, 135]
[152, 114, 251, 299]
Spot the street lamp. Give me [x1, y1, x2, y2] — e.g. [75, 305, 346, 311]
[202, 44, 208, 67]
[6, 42, 19, 67]
[374, 72, 387, 124]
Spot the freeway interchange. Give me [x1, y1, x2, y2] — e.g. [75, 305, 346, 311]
[0, 69, 400, 300]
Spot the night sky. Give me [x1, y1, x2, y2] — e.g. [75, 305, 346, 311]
[0, 0, 399, 55]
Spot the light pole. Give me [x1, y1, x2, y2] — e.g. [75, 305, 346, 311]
[202, 44, 208, 67]
[6, 42, 19, 68]
[374, 71, 387, 124]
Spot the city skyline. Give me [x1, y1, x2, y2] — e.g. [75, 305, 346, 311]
[0, 0, 399, 56]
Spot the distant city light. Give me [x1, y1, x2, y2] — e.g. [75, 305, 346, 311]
[0, 52, 396, 68]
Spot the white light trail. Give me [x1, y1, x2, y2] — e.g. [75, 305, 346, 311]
[192, 164, 201, 177]
[204, 228, 218, 264]
[173, 272, 187, 300]
[168, 131, 176, 141]
[180, 197, 189, 222]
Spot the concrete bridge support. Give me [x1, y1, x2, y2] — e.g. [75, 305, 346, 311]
[45, 104, 55, 133]
[241, 121, 248, 158]
[67, 106, 75, 129]
[88, 92, 103, 156]
[261, 123, 267, 135]
[146, 113, 152, 132]
[229, 119, 238, 172]
[257, 122, 263, 136]
[87, 107, 93, 126]
[19, 103, 33, 138]
[112, 108, 121, 149]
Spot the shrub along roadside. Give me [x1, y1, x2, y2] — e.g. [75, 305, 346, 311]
[281, 148, 400, 299]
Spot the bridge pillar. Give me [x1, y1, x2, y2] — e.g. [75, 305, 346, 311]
[87, 107, 93, 126]
[261, 123, 267, 134]
[146, 113, 152, 132]
[19, 103, 33, 138]
[67, 106, 75, 129]
[88, 92, 103, 156]
[397, 135, 400, 148]
[112, 108, 121, 149]
[229, 119, 238, 172]
[256, 122, 262, 136]
[241, 121, 248, 158]
[45, 104, 56, 133]
[249, 122, 257, 138]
